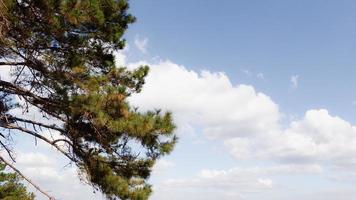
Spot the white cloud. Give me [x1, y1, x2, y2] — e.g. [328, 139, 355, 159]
[0, 66, 12, 81]
[152, 164, 322, 200]
[290, 75, 299, 88]
[224, 109, 356, 169]
[129, 59, 356, 171]
[153, 159, 175, 175]
[129, 60, 281, 140]
[160, 167, 274, 192]
[134, 36, 149, 53]
[258, 178, 273, 188]
[280, 110, 356, 165]
[114, 44, 130, 67]
[17, 152, 53, 167]
[2, 149, 105, 200]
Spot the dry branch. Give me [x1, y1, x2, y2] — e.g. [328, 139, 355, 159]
[0, 156, 56, 200]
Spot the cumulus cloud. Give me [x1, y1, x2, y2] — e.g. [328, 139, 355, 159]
[129, 60, 281, 140]
[129, 59, 356, 171]
[225, 109, 356, 169]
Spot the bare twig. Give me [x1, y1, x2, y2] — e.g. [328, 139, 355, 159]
[0, 140, 15, 162]
[1, 124, 76, 162]
[0, 62, 26, 66]
[9, 116, 65, 133]
[0, 156, 56, 200]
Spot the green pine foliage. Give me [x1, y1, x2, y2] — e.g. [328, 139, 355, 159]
[0, 163, 35, 200]
[0, 0, 177, 199]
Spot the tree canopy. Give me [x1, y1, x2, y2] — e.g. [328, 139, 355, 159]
[0, 0, 177, 199]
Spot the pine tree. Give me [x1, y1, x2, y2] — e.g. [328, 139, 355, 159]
[0, 0, 177, 199]
[0, 162, 35, 200]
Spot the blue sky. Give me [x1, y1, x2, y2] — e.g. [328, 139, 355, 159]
[126, 1, 356, 199]
[126, 0, 356, 122]
[5, 1, 356, 200]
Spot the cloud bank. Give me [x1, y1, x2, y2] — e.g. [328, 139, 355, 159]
[127, 59, 356, 199]
[130, 60, 356, 169]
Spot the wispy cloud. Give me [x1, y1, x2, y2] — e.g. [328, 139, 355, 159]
[257, 73, 264, 80]
[241, 69, 251, 76]
[290, 75, 299, 88]
[134, 35, 149, 53]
